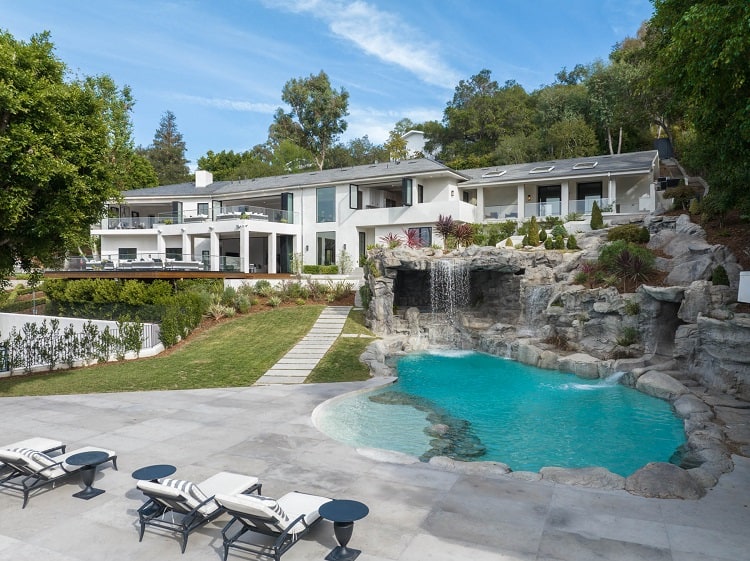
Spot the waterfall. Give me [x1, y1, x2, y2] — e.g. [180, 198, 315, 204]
[430, 259, 470, 327]
[601, 371, 626, 385]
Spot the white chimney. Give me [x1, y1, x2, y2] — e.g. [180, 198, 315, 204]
[195, 170, 213, 188]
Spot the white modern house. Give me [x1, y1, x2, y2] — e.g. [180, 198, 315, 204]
[89, 150, 661, 274]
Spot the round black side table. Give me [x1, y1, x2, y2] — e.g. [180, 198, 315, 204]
[66, 450, 111, 500]
[131, 464, 176, 482]
[319, 499, 369, 561]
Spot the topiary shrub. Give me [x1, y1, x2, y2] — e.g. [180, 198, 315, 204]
[566, 234, 579, 250]
[505, 236, 514, 247]
[544, 237, 554, 250]
[590, 201, 604, 230]
[527, 216, 540, 246]
[553, 235, 565, 250]
[711, 265, 730, 286]
[538, 228, 547, 242]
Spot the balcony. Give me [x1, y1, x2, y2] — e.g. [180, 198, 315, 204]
[97, 205, 298, 230]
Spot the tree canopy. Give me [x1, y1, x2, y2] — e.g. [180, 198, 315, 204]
[0, 31, 121, 282]
[141, 110, 191, 185]
[269, 70, 349, 171]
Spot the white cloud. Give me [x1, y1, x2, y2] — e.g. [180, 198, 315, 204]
[174, 94, 277, 113]
[344, 104, 442, 143]
[260, 0, 460, 89]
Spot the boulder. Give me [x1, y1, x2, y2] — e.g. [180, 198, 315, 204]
[359, 340, 393, 377]
[558, 353, 600, 379]
[635, 370, 689, 400]
[428, 456, 510, 477]
[640, 285, 685, 303]
[672, 394, 713, 419]
[540, 466, 625, 490]
[625, 462, 706, 499]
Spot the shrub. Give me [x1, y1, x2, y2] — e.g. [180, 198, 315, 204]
[553, 235, 565, 250]
[403, 229, 424, 249]
[566, 234, 579, 250]
[505, 237, 513, 247]
[302, 265, 320, 275]
[254, 279, 273, 295]
[607, 224, 650, 244]
[497, 220, 517, 239]
[538, 228, 547, 242]
[329, 280, 353, 301]
[267, 296, 282, 308]
[454, 223, 474, 246]
[688, 198, 701, 215]
[565, 212, 583, 222]
[321, 265, 339, 274]
[574, 270, 588, 285]
[541, 216, 564, 229]
[359, 283, 372, 309]
[235, 295, 252, 314]
[380, 232, 402, 249]
[521, 234, 529, 246]
[624, 299, 641, 315]
[664, 184, 699, 210]
[435, 214, 456, 246]
[551, 224, 568, 238]
[590, 201, 604, 230]
[544, 237, 554, 249]
[220, 286, 237, 307]
[338, 248, 353, 273]
[295, 298, 306, 306]
[598, 240, 655, 292]
[527, 216, 540, 246]
[711, 265, 730, 286]
[616, 326, 639, 346]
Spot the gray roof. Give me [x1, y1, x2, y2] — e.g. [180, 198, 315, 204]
[121, 158, 467, 200]
[459, 150, 658, 186]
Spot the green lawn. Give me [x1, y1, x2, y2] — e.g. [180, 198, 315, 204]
[306, 309, 376, 383]
[0, 306, 324, 396]
[0, 305, 380, 396]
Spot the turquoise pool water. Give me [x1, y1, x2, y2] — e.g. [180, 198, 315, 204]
[316, 350, 686, 476]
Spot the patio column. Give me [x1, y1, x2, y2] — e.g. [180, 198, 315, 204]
[238, 224, 249, 273]
[209, 228, 219, 271]
[181, 229, 190, 261]
[517, 184, 525, 220]
[476, 187, 485, 222]
[268, 234, 277, 274]
[608, 175, 617, 208]
[156, 230, 166, 259]
[561, 181, 569, 217]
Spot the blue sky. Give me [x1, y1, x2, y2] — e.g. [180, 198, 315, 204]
[2, 0, 653, 167]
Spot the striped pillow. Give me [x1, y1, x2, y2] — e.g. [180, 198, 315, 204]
[246, 495, 290, 526]
[8, 447, 57, 470]
[161, 478, 210, 510]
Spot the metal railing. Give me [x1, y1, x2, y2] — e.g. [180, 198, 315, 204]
[525, 201, 562, 218]
[217, 205, 296, 224]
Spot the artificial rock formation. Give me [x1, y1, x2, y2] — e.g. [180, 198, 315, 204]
[359, 215, 749, 497]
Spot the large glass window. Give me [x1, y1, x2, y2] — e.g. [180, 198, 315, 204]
[409, 227, 432, 247]
[317, 231, 336, 265]
[317, 186, 336, 222]
[118, 247, 137, 261]
[197, 202, 208, 216]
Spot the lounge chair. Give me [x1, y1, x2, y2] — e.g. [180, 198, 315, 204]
[0, 437, 66, 477]
[136, 471, 261, 553]
[215, 491, 332, 561]
[0, 445, 117, 508]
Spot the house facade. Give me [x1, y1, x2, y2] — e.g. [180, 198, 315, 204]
[90, 150, 660, 274]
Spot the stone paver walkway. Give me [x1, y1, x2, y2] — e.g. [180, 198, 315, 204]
[255, 305, 352, 385]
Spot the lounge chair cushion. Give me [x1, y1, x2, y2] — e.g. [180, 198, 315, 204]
[2, 437, 64, 454]
[3, 448, 61, 473]
[217, 491, 331, 534]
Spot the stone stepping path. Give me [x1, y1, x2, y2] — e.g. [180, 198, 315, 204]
[254, 306, 352, 385]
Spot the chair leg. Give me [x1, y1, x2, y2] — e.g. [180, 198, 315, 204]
[111, 456, 118, 470]
[22, 490, 29, 509]
[138, 521, 146, 542]
[180, 530, 188, 554]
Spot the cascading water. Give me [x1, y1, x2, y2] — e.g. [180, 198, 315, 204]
[430, 259, 470, 327]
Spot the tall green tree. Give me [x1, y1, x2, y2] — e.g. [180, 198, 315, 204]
[646, 0, 750, 215]
[269, 70, 349, 171]
[0, 31, 120, 282]
[82, 75, 158, 190]
[143, 110, 190, 185]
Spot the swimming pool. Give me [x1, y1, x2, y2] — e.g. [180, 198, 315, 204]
[315, 350, 686, 476]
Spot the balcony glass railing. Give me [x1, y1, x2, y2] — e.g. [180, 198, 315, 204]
[99, 205, 298, 229]
[525, 201, 562, 218]
[484, 204, 519, 220]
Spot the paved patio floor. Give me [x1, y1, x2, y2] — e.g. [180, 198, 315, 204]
[1, 380, 748, 561]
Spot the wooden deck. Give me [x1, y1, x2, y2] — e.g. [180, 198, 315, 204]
[45, 271, 295, 281]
